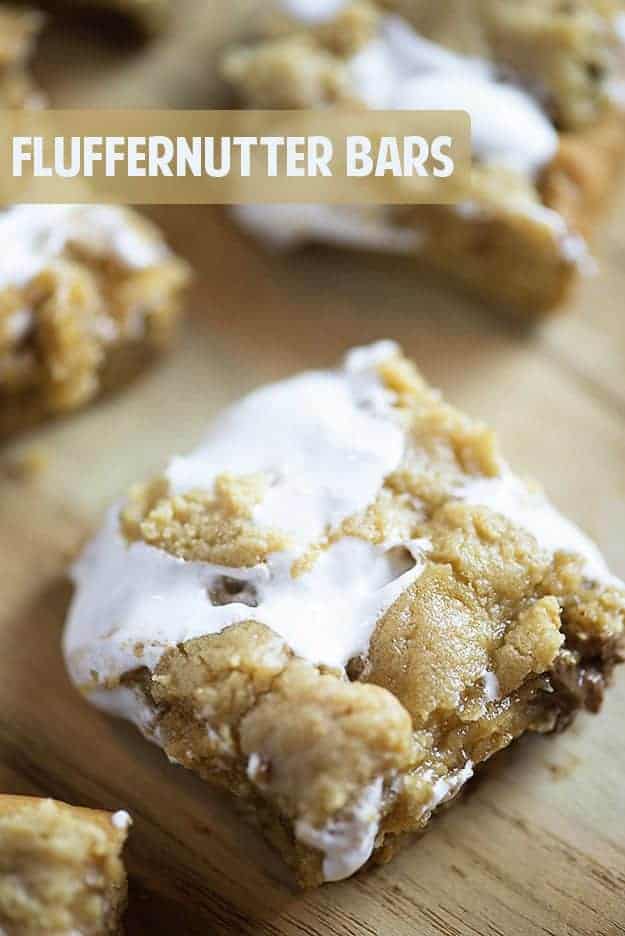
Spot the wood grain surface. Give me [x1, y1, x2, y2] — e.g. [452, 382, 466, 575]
[1, 3, 624, 934]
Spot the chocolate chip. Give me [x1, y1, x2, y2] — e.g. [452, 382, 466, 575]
[209, 576, 258, 607]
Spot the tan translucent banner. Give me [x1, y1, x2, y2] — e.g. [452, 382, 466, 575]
[0, 110, 471, 204]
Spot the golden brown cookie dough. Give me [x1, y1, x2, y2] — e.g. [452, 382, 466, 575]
[121, 473, 292, 568]
[0, 14, 190, 440]
[0, 795, 130, 935]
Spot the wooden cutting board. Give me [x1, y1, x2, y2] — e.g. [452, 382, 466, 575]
[1, 3, 624, 934]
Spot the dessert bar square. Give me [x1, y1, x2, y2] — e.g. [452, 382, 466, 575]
[0, 795, 130, 934]
[63, 342, 625, 887]
[223, 1, 625, 314]
[0, 205, 190, 440]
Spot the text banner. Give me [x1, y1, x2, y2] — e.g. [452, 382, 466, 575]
[0, 109, 471, 204]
